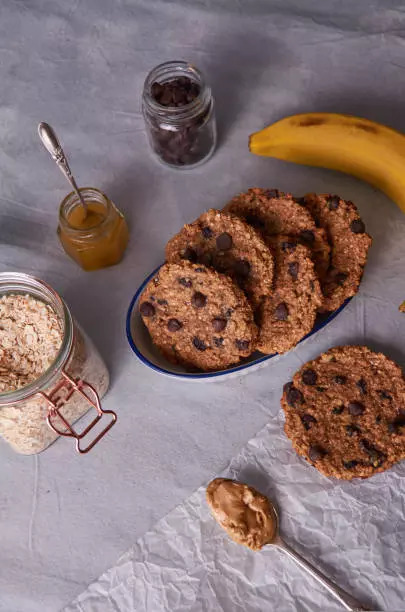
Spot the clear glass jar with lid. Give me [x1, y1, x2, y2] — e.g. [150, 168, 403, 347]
[57, 187, 129, 271]
[142, 60, 217, 169]
[0, 273, 115, 455]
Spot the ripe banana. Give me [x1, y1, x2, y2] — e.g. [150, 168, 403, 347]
[249, 113, 405, 214]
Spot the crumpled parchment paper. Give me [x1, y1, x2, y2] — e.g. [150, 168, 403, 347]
[65, 411, 405, 612]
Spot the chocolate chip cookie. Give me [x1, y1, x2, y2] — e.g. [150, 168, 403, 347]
[257, 237, 322, 354]
[139, 261, 258, 371]
[302, 194, 372, 312]
[224, 188, 330, 282]
[165, 209, 274, 309]
[282, 345, 405, 480]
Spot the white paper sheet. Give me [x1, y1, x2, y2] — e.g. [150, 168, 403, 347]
[65, 408, 405, 612]
[2, 0, 405, 609]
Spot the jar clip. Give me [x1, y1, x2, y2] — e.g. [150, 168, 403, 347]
[40, 370, 117, 453]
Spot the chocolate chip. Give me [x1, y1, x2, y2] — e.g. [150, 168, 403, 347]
[378, 390, 392, 400]
[213, 337, 224, 347]
[359, 438, 375, 454]
[285, 384, 304, 407]
[225, 308, 234, 318]
[245, 214, 265, 229]
[140, 302, 155, 317]
[201, 226, 213, 239]
[167, 318, 182, 332]
[343, 460, 358, 469]
[332, 405, 344, 415]
[194, 267, 206, 273]
[212, 317, 227, 332]
[288, 262, 299, 280]
[300, 230, 315, 244]
[328, 195, 340, 210]
[235, 339, 250, 351]
[348, 401, 365, 416]
[192, 292, 207, 308]
[316, 386, 326, 392]
[294, 197, 306, 206]
[192, 337, 207, 351]
[173, 88, 186, 105]
[178, 277, 192, 288]
[275, 302, 289, 321]
[152, 77, 200, 108]
[308, 445, 326, 462]
[159, 87, 174, 106]
[376, 415, 382, 424]
[216, 232, 233, 251]
[281, 241, 297, 252]
[266, 189, 279, 198]
[388, 415, 405, 434]
[151, 82, 164, 100]
[350, 219, 365, 234]
[334, 375, 347, 384]
[199, 252, 213, 267]
[215, 259, 228, 273]
[302, 369, 317, 385]
[346, 424, 361, 437]
[335, 272, 348, 286]
[283, 381, 293, 394]
[157, 299, 168, 305]
[309, 280, 315, 292]
[301, 414, 317, 430]
[356, 378, 367, 395]
[359, 439, 385, 467]
[182, 247, 197, 263]
[234, 259, 251, 278]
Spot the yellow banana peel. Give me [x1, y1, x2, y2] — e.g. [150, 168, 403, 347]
[249, 113, 405, 214]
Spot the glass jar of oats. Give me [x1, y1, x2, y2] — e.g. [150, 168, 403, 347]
[0, 273, 115, 455]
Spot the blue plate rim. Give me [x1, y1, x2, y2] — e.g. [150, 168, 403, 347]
[126, 265, 352, 379]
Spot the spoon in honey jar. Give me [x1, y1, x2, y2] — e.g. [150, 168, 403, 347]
[38, 122, 88, 216]
[206, 478, 370, 611]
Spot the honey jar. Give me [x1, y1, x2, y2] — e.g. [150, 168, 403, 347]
[57, 187, 129, 271]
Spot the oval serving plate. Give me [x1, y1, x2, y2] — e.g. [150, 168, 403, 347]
[126, 265, 352, 381]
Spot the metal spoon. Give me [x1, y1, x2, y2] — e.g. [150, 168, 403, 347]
[268, 501, 370, 611]
[37, 122, 87, 214]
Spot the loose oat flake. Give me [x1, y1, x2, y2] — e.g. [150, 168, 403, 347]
[0, 294, 63, 393]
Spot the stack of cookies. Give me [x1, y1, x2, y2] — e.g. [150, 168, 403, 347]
[139, 188, 372, 371]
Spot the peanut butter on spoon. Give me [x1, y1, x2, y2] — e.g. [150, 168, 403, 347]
[206, 477, 371, 611]
[206, 478, 276, 551]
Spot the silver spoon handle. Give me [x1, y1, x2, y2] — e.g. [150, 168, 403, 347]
[273, 536, 370, 611]
[37, 122, 87, 212]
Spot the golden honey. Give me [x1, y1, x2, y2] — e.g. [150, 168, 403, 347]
[58, 188, 129, 271]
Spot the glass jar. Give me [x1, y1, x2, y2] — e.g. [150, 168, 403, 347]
[142, 60, 217, 169]
[0, 273, 115, 455]
[57, 187, 129, 271]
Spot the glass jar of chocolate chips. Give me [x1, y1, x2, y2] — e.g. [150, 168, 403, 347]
[142, 61, 217, 169]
